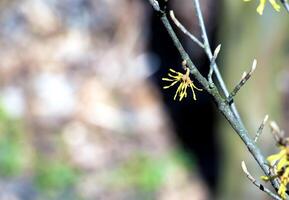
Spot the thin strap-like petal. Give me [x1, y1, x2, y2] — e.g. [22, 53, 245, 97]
[190, 84, 197, 100]
[257, 0, 266, 15]
[174, 83, 183, 100]
[269, 0, 281, 11]
[192, 82, 203, 91]
[162, 78, 174, 81]
[168, 73, 181, 79]
[163, 80, 179, 89]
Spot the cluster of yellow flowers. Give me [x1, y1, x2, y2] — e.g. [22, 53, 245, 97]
[162, 68, 202, 101]
[261, 141, 289, 199]
[244, 0, 281, 15]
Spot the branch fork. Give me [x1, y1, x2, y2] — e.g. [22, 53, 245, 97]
[146, 0, 283, 198]
[227, 59, 257, 104]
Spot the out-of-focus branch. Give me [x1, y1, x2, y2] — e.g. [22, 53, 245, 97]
[241, 161, 282, 200]
[280, 0, 289, 13]
[208, 45, 221, 85]
[270, 121, 286, 145]
[254, 115, 269, 143]
[169, 10, 204, 48]
[148, 0, 161, 11]
[190, 1, 280, 192]
[227, 59, 257, 104]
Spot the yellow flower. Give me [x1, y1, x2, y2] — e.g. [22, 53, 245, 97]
[267, 146, 288, 167]
[162, 68, 202, 101]
[262, 145, 289, 199]
[244, 0, 281, 15]
[279, 167, 289, 199]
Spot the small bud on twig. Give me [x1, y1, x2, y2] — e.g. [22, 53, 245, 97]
[269, 121, 285, 144]
[241, 72, 247, 80]
[213, 44, 221, 59]
[252, 59, 257, 73]
[270, 121, 281, 134]
[208, 44, 222, 84]
[241, 161, 282, 200]
[182, 60, 187, 70]
[227, 59, 257, 104]
[254, 114, 269, 143]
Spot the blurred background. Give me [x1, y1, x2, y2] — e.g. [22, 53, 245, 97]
[0, 0, 288, 199]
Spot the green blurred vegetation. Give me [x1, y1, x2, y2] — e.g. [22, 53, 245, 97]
[35, 159, 77, 192]
[0, 104, 26, 176]
[108, 150, 195, 193]
[0, 103, 78, 196]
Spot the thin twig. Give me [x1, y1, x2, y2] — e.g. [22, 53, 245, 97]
[241, 161, 282, 200]
[191, 0, 243, 124]
[270, 121, 282, 140]
[148, 0, 160, 11]
[158, 15, 210, 88]
[254, 115, 269, 143]
[169, 10, 204, 48]
[227, 59, 257, 104]
[208, 44, 221, 84]
[280, 0, 289, 13]
[270, 121, 286, 145]
[192, 0, 283, 191]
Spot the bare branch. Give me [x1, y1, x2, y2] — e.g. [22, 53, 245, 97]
[148, 0, 160, 12]
[254, 115, 269, 143]
[191, 0, 243, 124]
[241, 161, 282, 200]
[169, 10, 204, 48]
[208, 44, 221, 84]
[213, 44, 222, 59]
[227, 59, 257, 103]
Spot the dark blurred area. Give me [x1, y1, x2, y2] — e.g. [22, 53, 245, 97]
[148, 0, 221, 194]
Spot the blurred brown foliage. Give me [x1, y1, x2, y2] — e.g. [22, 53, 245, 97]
[0, 0, 209, 199]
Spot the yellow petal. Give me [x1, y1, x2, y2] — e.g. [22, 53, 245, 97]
[169, 69, 182, 76]
[267, 149, 286, 165]
[278, 184, 287, 199]
[276, 159, 289, 172]
[256, 0, 266, 15]
[179, 83, 187, 101]
[283, 167, 289, 177]
[174, 83, 183, 100]
[192, 82, 203, 91]
[269, 0, 281, 11]
[189, 83, 197, 100]
[260, 175, 270, 181]
[163, 81, 178, 89]
[162, 78, 174, 81]
[169, 68, 177, 73]
[168, 73, 180, 79]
